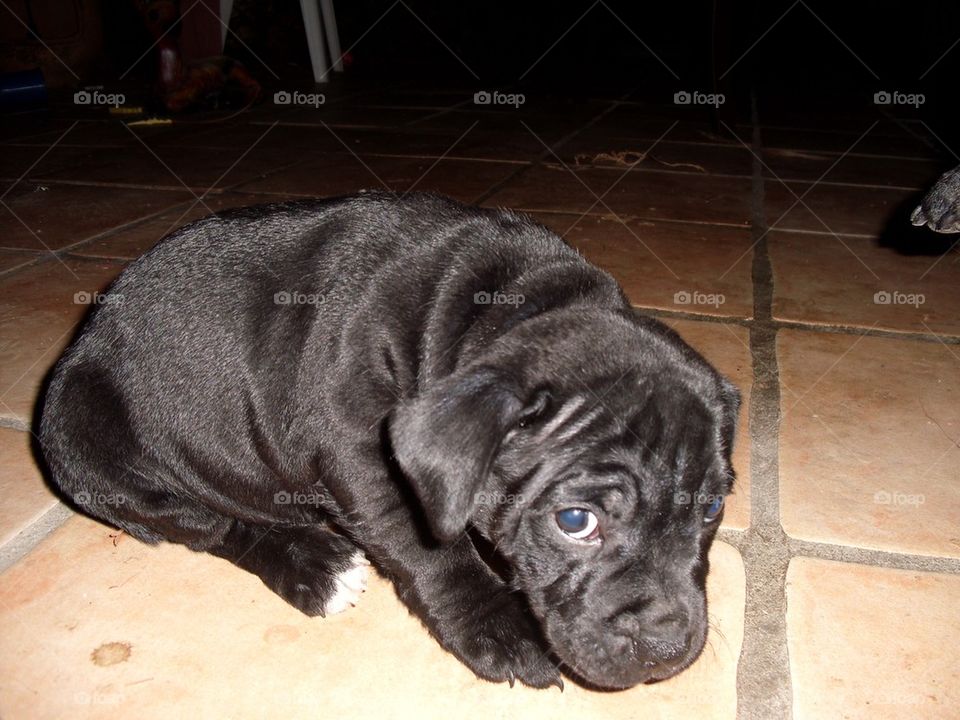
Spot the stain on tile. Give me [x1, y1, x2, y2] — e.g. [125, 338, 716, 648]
[91, 642, 132, 667]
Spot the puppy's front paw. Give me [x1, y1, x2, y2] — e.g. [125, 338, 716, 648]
[450, 598, 562, 689]
[322, 553, 370, 615]
[234, 527, 369, 617]
[912, 168, 960, 233]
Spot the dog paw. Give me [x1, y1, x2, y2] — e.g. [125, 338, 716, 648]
[322, 553, 370, 615]
[912, 168, 960, 233]
[240, 528, 369, 618]
[450, 601, 562, 689]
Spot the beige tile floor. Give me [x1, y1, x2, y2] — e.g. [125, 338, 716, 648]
[0, 90, 958, 720]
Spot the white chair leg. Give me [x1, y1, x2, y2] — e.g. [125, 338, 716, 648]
[319, 0, 344, 72]
[299, 0, 330, 83]
[220, 0, 234, 49]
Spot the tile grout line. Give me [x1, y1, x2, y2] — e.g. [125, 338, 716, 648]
[0, 503, 73, 574]
[734, 97, 794, 720]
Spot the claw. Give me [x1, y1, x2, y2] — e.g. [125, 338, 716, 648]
[551, 675, 565, 692]
[507, 671, 516, 688]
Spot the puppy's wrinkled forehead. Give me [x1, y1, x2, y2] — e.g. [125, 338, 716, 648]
[518, 375, 729, 507]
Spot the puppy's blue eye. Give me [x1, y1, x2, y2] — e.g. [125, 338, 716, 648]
[555, 508, 600, 540]
[704, 496, 724, 521]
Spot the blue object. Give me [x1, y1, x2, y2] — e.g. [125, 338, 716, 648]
[0, 69, 48, 111]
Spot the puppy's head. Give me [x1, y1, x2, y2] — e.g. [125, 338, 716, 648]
[389, 309, 740, 689]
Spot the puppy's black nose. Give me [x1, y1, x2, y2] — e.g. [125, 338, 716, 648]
[616, 606, 691, 666]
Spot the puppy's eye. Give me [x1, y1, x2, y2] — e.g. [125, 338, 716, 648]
[555, 508, 600, 540]
[516, 388, 551, 429]
[704, 496, 724, 522]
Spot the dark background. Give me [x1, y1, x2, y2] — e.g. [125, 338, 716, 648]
[2, 0, 959, 149]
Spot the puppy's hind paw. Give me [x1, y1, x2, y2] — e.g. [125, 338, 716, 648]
[322, 553, 370, 616]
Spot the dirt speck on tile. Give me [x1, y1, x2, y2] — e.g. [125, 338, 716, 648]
[90, 642, 132, 667]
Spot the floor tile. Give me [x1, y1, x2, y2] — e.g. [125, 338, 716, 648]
[69, 193, 301, 260]
[586, 109, 727, 145]
[2, 121, 135, 149]
[661, 320, 753, 530]
[778, 330, 960, 558]
[238, 155, 523, 203]
[0, 144, 106, 180]
[0, 516, 745, 719]
[760, 126, 939, 158]
[770, 230, 960, 337]
[31, 144, 306, 192]
[0, 251, 43, 274]
[269, 104, 435, 128]
[0, 183, 191, 252]
[561, 138, 753, 177]
[787, 558, 960, 719]
[761, 148, 946, 189]
[486, 167, 753, 226]
[0, 257, 126, 423]
[765, 181, 918, 237]
[533, 213, 753, 318]
[155, 121, 353, 153]
[353, 119, 554, 162]
[0, 428, 59, 548]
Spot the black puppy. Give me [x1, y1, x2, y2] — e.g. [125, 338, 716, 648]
[40, 192, 740, 690]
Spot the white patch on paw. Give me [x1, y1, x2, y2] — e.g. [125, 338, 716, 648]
[323, 553, 370, 616]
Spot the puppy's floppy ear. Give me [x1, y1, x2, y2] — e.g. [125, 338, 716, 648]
[389, 366, 522, 542]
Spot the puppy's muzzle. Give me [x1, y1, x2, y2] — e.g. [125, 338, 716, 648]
[612, 602, 696, 682]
